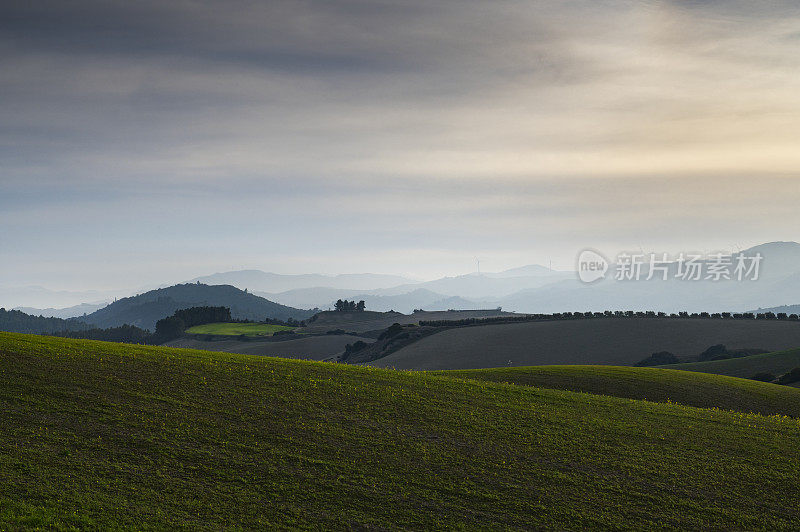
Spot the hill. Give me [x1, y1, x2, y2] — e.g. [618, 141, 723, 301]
[164, 334, 374, 361]
[0, 308, 89, 334]
[0, 332, 799, 528]
[664, 348, 800, 380]
[377, 270, 569, 300]
[258, 287, 479, 314]
[438, 365, 800, 417]
[750, 303, 800, 315]
[303, 308, 515, 335]
[371, 317, 800, 370]
[82, 283, 315, 331]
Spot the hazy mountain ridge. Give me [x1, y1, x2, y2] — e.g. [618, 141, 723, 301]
[254, 266, 568, 311]
[188, 270, 414, 292]
[13, 302, 108, 319]
[259, 287, 489, 313]
[8, 243, 800, 317]
[495, 242, 800, 314]
[0, 286, 115, 310]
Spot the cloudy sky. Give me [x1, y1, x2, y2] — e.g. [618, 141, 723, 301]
[2, 0, 800, 292]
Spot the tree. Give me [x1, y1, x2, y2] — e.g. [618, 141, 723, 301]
[154, 316, 185, 340]
[333, 299, 364, 312]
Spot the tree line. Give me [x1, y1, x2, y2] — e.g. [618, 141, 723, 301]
[54, 324, 153, 344]
[418, 310, 800, 328]
[0, 308, 90, 335]
[333, 300, 366, 312]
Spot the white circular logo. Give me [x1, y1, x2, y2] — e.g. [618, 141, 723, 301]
[577, 249, 609, 283]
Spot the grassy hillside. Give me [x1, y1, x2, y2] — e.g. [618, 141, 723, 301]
[438, 365, 800, 417]
[664, 348, 800, 379]
[83, 283, 315, 330]
[371, 317, 800, 370]
[1, 332, 800, 529]
[184, 322, 295, 336]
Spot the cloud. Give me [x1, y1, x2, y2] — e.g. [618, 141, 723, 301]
[2, 0, 800, 290]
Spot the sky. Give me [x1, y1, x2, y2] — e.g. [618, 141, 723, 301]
[2, 0, 800, 292]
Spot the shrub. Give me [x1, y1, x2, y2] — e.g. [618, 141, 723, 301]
[635, 351, 679, 367]
[776, 368, 800, 385]
[378, 323, 404, 341]
[698, 344, 727, 361]
[344, 341, 369, 355]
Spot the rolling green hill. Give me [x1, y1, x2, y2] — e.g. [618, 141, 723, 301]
[184, 322, 295, 336]
[438, 365, 800, 417]
[1, 332, 799, 529]
[663, 348, 800, 379]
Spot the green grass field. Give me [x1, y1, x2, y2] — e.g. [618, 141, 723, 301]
[184, 322, 295, 336]
[1, 332, 799, 529]
[663, 347, 800, 379]
[438, 365, 800, 417]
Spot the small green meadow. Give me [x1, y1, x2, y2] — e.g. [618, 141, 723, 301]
[184, 322, 295, 336]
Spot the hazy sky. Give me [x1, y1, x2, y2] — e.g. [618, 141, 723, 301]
[3, 0, 800, 290]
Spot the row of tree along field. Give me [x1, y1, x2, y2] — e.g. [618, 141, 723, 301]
[419, 310, 800, 327]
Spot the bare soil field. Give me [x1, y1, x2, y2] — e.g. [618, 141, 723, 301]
[165, 334, 373, 361]
[370, 318, 800, 370]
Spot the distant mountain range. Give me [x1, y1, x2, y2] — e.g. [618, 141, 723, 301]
[0, 285, 115, 310]
[80, 283, 316, 331]
[493, 242, 800, 314]
[13, 302, 108, 319]
[192, 265, 569, 313]
[257, 287, 490, 313]
[8, 242, 800, 320]
[188, 271, 414, 292]
[253, 241, 800, 315]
